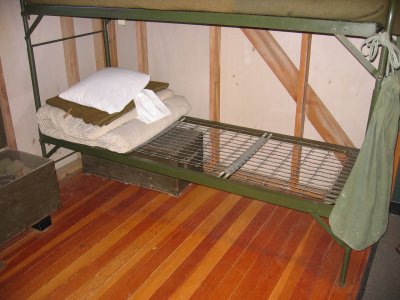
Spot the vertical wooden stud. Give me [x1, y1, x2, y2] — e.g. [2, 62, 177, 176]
[294, 34, 312, 138]
[136, 21, 149, 73]
[108, 20, 119, 67]
[0, 58, 17, 149]
[209, 26, 221, 169]
[291, 33, 312, 185]
[209, 26, 221, 122]
[60, 17, 80, 86]
[92, 19, 106, 70]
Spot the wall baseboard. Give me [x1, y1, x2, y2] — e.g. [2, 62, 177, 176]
[56, 158, 82, 181]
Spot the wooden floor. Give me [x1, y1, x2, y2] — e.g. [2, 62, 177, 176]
[0, 173, 370, 299]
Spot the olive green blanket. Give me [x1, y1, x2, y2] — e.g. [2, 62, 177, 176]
[329, 72, 400, 250]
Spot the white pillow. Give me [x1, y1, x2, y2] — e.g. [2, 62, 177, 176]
[59, 68, 150, 114]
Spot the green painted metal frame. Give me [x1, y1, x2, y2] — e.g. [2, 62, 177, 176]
[39, 118, 334, 218]
[20, 0, 112, 158]
[335, 34, 380, 79]
[32, 29, 104, 48]
[23, 4, 378, 38]
[20, 0, 398, 287]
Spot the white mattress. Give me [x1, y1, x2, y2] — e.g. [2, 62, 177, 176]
[37, 93, 191, 153]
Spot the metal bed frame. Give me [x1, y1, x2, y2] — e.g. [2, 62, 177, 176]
[20, 0, 398, 286]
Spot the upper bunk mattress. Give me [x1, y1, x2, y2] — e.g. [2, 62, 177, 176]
[26, 0, 400, 35]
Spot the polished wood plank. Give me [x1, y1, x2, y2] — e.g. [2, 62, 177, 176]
[0, 179, 117, 286]
[0, 174, 100, 261]
[10, 187, 154, 299]
[190, 203, 276, 299]
[210, 206, 291, 299]
[91, 186, 219, 299]
[309, 240, 343, 299]
[230, 211, 313, 299]
[171, 200, 264, 299]
[31, 191, 174, 299]
[289, 229, 334, 299]
[0, 173, 370, 299]
[46, 190, 196, 299]
[268, 221, 321, 299]
[145, 195, 249, 299]
[69, 185, 214, 299]
[103, 190, 234, 300]
[0, 180, 126, 297]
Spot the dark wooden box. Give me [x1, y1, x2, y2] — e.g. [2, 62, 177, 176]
[0, 149, 61, 245]
[82, 127, 203, 196]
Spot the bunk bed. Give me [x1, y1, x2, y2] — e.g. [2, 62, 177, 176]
[20, 0, 399, 287]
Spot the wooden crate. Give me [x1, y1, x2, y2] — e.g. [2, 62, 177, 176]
[83, 127, 203, 196]
[0, 149, 61, 245]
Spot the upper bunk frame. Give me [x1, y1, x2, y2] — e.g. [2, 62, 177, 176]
[23, 2, 382, 38]
[20, 0, 398, 287]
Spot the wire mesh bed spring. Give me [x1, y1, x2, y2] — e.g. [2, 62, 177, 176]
[134, 117, 359, 204]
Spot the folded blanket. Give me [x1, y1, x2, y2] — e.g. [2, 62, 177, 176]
[46, 97, 134, 126]
[144, 81, 169, 93]
[47, 81, 169, 126]
[38, 89, 174, 140]
[38, 95, 190, 153]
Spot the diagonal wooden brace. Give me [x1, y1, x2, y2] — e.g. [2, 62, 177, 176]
[242, 29, 355, 148]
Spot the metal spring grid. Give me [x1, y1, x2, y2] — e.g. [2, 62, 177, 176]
[230, 139, 356, 202]
[135, 118, 358, 203]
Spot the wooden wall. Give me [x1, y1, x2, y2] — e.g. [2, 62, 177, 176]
[0, 57, 16, 150]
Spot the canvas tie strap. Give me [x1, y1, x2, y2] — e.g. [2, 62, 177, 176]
[361, 32, 400, 75]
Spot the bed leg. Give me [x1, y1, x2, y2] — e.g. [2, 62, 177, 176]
[339, 245, 351, 286]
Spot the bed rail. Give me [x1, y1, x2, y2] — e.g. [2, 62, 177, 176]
[22, 4, 379, 38]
